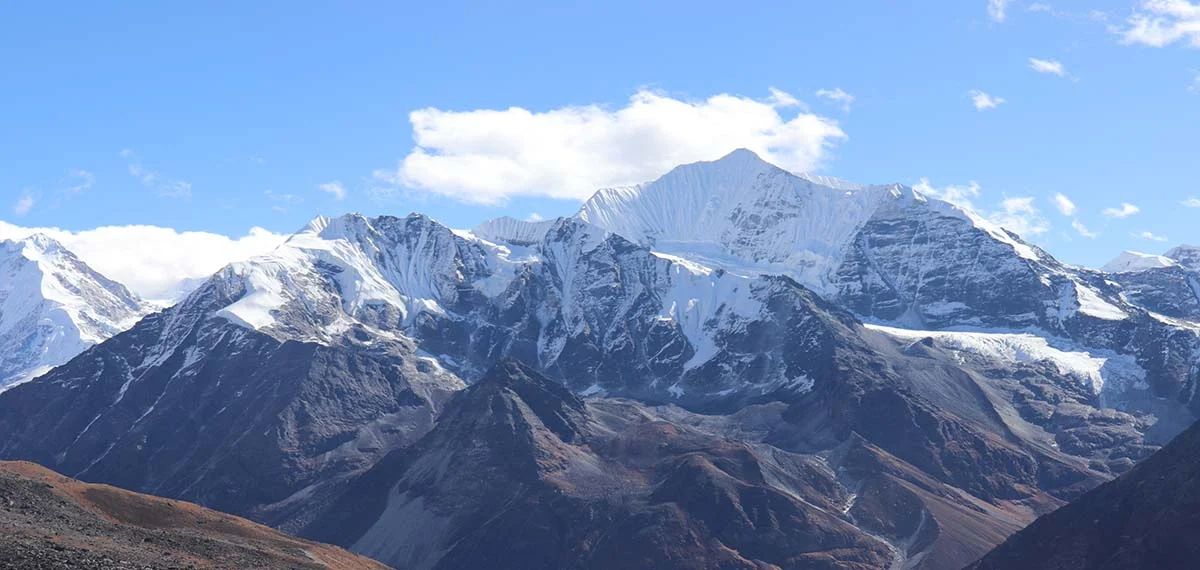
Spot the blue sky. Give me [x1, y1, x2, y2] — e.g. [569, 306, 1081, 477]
[2, 0, 1198, 280]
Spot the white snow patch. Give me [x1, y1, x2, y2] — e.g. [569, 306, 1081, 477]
[578, 383, 606, 397]
[866, 323, 1145, 395]
[1073, 282, 1128, 321]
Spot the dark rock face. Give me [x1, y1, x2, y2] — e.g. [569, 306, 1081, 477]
[1109, 265, 1200, 320]
[298, 359, 1137, 570]
[0, 276, 463, 524]
[833, 201, 1053, 330]
[967, 418, 1200, 570]
[302, 360, 897, 570]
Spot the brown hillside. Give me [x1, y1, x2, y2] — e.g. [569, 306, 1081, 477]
[0, 461, 387, 570]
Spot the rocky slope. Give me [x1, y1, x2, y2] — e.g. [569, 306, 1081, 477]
[0, 235, 150, 391]
[966, 418, 1200, 570]
[1104, 246, 1200, 323]
[302, 360, 1041, 570]
[0, 460, 385, 570]
[581, 151, 1200, 406]
[0, 262, 464, 523]
[1, 152, 1198, 569]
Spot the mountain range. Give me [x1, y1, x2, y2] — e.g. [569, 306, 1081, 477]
[2, 149, 1199, 569]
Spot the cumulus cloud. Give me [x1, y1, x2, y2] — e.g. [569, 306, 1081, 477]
[1134, 230, 1169, 241]
[526, 212, 545, 222]
[373, 88, 847, 204]
[1049, 193, 1095, 237]
[1181, 196, 1200, 206]
[319, 181, 347, 200]
[1052, 192, 1077, 215]
[969, 90, 1006, 110]
[0, 221, 287, 302]
[12, 192, 34, 216]
[1071, 219, 1099, 238]
[1103, 202, 1141, 218]
[989, 0, 1014, 22]
[1029, 57, 1067, 76]
[1119, 0, 1200, 47]
[914, 179, 1049, 237]
[815, 88, 855, 112]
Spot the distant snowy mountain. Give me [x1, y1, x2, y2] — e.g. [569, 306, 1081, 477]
[1164, 244, 1200, 270]
[1102, 250, 1178, 273]
[0, 235, 149, 390]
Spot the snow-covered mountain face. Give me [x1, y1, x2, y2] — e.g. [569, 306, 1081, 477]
[190, 212, 842, 404]
[1103, 250, 1178, 273]
[580, 149, 1090, 329]
[1164, 244, 1200, 270]
[0, 207, 1182, 569]
[0, 235, 149, 390]
[579, 150, 1200, 416]
[1102, 246, 1200, 323]
[3, 151, 1200, 569]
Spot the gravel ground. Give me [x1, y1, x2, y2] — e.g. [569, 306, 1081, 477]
[0, 461, 387, 570]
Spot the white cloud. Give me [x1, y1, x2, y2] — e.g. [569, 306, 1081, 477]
[1029, 4, 1110, 21]
[815, 88, 855, 112]
[128, 163, 156, 186]
[0, 221, 287, 302]
[969, 90, 1006, 110]
[374, 88, 847, 204]
[123, 149, 192, 199]
[1119, 0, 1200, 47]
[1102, 202, 1141, 218]
[526, 212, 545, 222]
[1029, 57, 1067, 76]
[992, 196, 1051, 236]
[914, 178, 982, 209]
[64, 169, 95, 195]
[12, 192, 34, 216]
[264, 190, 302, 204]
[319, 181, 347, 200]
[1071, 219, 1099, 238]
[1134, 230, 1169, 241]
[914, 179, 1048, 236]
[1190, 71, 1200, 92]
[1181, 196, 1200, 206]
[989, 0, 1014, 22]
[1052, 192, 1077, 215]
[766, 87, 802, 107]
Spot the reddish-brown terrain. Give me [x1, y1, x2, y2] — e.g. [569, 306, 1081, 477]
[0, 461, 387, 570]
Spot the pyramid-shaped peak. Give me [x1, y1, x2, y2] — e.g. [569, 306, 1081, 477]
[2, 233, 66, 257]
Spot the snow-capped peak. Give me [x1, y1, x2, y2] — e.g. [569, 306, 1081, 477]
[1102, 250, 1179, 273]
[1164, 244, 1200, 271]
[575, 148, 1049, 298]
[0, 235, 151, 390]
